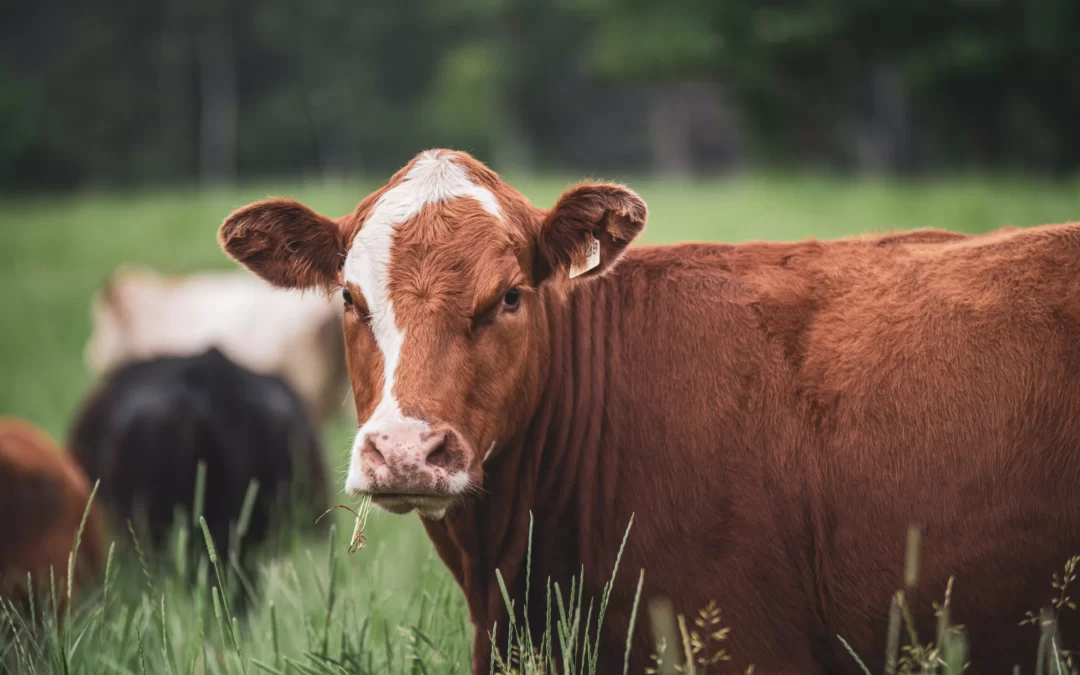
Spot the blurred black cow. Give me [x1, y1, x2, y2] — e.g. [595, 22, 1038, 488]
[68, 347, 329, 574]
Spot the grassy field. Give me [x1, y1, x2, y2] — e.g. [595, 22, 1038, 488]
[2, 172, 1080, 674]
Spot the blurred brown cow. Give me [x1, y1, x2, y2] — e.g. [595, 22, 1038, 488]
[0, 417, 106, 613]
[84, 265, 352, 426]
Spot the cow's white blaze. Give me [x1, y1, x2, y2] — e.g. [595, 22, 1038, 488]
[343, 150, 502, 498]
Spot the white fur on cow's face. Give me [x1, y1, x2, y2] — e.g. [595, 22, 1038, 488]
[343, 150, 502, 502]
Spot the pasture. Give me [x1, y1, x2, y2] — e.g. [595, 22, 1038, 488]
[3, 173, 1080, 674]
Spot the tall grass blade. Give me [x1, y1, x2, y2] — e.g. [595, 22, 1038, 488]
[212, 587, 228, 657]
[251, 659, 288, 675]
[526, 513, 534, 605]
[590, 513, 634, 674]
[103, 542, 116, 600]
[231, 616, 247, 675]
[2, 600, 31, 675]
[495, 569, 515, 625]
[648, 597, 679, 675]
[936, 576, 953, 654]
[554, 581, 573, 675]
[677, 613, 695, 675]
[48, 566, 57, 636]
[942, 627, 968, 675]
[579, 597, 594, 672]
[136, 627, 149, 675]
[65, 478, 99, 653]
[127, 520, 154, 591]
[176, 521, 189, 581]
[200, 516, 235, 634]
[160, 595, 177, 675]
[26, 572, 35, 627]
[524, 511, 535, 660]
[1037, 607, 1054, 675]
[837, 635, 874, 675]
[236, 480, 260, 542]
[270, 601, 281, 669]
[545, 578, 554, 672]
[192, 461, 207, 528]
[322, 522, 339, 658]
[904, 526, 921, 590]
[383, 618, 394, 671]
[884, 591, 903, 675]
[623, 569, 645, 675]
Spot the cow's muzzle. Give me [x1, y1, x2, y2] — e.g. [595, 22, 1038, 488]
[345, 421, 473, 517]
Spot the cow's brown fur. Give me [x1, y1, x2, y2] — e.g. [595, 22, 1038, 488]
[0, 417, 107, 613]
[219, 149, 1080, 674]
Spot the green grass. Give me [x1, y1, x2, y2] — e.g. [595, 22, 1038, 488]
[2, 172, 1080, 674]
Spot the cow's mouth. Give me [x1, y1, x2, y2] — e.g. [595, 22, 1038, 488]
[370, 492, 456, 518]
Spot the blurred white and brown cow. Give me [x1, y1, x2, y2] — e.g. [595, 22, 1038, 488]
[85, 265, 352, 425]
[218, 148, 1080, 674]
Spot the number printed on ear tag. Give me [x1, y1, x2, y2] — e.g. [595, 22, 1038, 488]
[569, 233, 601, 279]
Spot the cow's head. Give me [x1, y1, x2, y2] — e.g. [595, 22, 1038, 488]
[218, 150, 646, 518]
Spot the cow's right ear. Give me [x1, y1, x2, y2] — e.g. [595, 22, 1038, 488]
[218, 198, 345, 290]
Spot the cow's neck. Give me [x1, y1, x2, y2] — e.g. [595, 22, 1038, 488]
[422, 280, 613, 663]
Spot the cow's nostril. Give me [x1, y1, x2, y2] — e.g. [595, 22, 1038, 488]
[362, 437, 387, 468]
[425, 440, 450, 469]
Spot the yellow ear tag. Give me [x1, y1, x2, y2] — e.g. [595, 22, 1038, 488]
[568, 233, 601, 279]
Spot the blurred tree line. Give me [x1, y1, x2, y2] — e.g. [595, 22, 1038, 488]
[2, 0, 1078, 190]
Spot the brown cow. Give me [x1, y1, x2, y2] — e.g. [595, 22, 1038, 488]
[0, 417, 107, 614]
[218, 149, 1080, 674]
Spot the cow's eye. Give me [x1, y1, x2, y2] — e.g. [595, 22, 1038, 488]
[502, 288, 521, 310]
[342, 289, 353, 306]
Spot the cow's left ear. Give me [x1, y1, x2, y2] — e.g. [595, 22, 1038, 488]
[536, 182, 647, 283]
